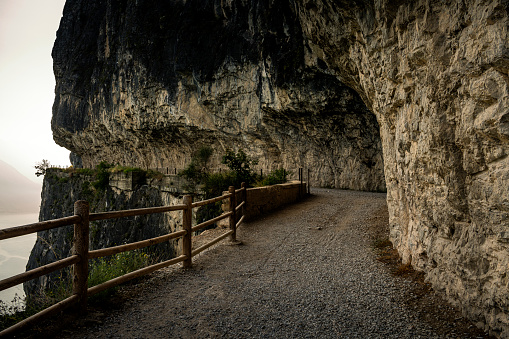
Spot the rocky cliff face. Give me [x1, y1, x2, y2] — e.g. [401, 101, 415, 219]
[25, 169, 182, 297]
[294, 1, 508, 336]
[51, 0, 385, 192]
[51, 0, 508, 336]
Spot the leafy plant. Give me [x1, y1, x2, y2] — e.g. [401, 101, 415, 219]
[88, 250, 150, 297]
[221, 149, 258, 187]
[81, 181, 94, 200]
[76, 168, 95, 176]
[194, 171, 238, 227]
[146, 169, 164, 180]
[179, 146, 214, 193]
[202, 171, 237, 198]
[0, 294, 27, 329]
[111, 165, 144, 175]
[34, 159, 50, 177]
[91, 161, 112, 191]
[196, 146, 213, 170]
[195, 202, 223, 228]
[1, 272, 73, 331]
[258, 168, 291, 186]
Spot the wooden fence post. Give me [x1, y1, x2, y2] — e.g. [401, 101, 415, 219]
[307, 168, 310, 194]
[182, 195, 193, 268]
[299, 168, 303, 198]
[241, 182, 247, 214]
[73, 200, 89, 314]
[228, 186, 236, 242]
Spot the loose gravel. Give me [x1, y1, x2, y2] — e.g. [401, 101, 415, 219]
[51, 189, 490, 338]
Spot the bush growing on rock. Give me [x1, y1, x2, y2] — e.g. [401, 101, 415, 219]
[258, 168, 291, 186]
[221, 149, 258, 188]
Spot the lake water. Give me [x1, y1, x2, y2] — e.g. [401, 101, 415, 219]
[0, 213, 38, 308]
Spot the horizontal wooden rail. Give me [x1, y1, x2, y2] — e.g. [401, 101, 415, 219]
[88, 230, 187, 259]
[236, 215, 245, 229]
[235, 200, 245, 213]
[191, 212, 232, 232]
[235, 187, 245, 194]
[191, 193, 231, 208]
[0, 216, 81, 241]
[0, 255, 80, 292]
[0, 294, 79, 337]
[88, 255, 188, 296]
[191, 230, 234, 257]
[90, 204, 186, 221]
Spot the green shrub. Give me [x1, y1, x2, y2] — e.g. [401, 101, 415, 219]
[221, 149, 258, 187]
[58, 177, 70, 184]
[203, 171, 237, 198]
[195, 202, 223, 229]
[1, 250, 151, 329]
[88, 250, 149, 290]
[191, 170, 237, 229]
[110, 165, 148, 175]
[76, 168, 95, 176]
[196, 146, 213, 166]
[81, 181, 93, 199]
[1, 273, 72, 331]
[179, 162, 201, 193]
[179, 146, 214, 193]
[91, 161, 112, 191]
[0, 295, 27, 329]
[258, 168, 291, 186]
[120, 166, 140, 174]
[146, 169, 164, 180]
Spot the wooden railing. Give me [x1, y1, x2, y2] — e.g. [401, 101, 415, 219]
[0, 184, 247, 337]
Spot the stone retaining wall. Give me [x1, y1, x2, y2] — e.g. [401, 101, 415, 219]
[243, 181, 307, 220]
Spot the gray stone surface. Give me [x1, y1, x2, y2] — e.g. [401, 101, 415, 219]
[51, 0, 385, 192]
[297, 2, 509, 336]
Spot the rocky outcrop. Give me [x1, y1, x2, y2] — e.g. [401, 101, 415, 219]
[51, 0, 508, 336]
[295, 1, 508, 336]
[51, 0, 385, 192]
[24, 169, 182, 297]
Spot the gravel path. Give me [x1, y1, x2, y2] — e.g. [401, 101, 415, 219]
[54, 189, 485, 338]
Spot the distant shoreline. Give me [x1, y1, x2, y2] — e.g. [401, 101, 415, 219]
[0, 212, 39, 306]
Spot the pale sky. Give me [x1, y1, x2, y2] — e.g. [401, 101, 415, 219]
[0, 0, 69, 185]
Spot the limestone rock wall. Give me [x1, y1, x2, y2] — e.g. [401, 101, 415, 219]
[51, 0, 509, 336]
[297, 0, 509, 336]
[51, 0, 385, 192]
[243, 181, 307, 220]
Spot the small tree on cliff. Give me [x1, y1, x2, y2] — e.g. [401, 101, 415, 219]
[35, 159, 50, 177]
[180, 147, 258, 194]
[91, 161, 113, 190]
[179, 146, 214, 193]
[221, 149, 258, 187]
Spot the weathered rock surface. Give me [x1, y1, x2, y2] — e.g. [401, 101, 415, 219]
[295, 1, 508, 336]
[50, 0, 508, 337]
[51, 0, 385, 192]
[24, 169, 182, 298]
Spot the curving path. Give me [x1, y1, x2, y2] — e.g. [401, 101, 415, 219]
[56, 189, 490, 338]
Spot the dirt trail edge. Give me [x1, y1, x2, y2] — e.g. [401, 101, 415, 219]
[42, 189, 492, 338]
